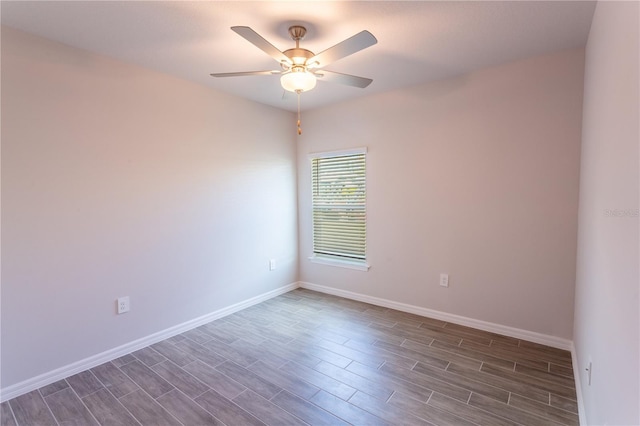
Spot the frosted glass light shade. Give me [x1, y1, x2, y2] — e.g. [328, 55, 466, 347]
[281, 69, 317, 92]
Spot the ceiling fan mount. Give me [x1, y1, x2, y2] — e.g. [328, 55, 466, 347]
[287, 25, 307, 42]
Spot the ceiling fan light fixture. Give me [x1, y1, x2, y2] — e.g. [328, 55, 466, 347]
[280, 67, 317, 92]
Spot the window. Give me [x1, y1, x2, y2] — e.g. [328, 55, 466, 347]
[309, 148, 369, 271]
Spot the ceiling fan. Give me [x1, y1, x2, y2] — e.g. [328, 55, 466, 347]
[211, 25, 377, 135]
[211, 25, 377, 94]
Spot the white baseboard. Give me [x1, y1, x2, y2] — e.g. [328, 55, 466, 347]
[0, 282, 298, 403]
[571, 343, 587, 425]
[299, 281, 573, 351]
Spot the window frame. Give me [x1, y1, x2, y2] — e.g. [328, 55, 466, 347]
[308, 147, 370, 271]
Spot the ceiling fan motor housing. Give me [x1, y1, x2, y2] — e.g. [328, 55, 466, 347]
[282, 48, 315, 67]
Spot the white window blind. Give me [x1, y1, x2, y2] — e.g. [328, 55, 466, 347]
[311, 150, 366, 262]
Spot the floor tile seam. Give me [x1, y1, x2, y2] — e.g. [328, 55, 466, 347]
[340, 359, 406, 391]
[508, 392, 581, 418]
[60, 377, 102, 426]
[407, 398, 482, 426]
[88, 361, 112, 392]
[480, 352, 560, 372]
[484, 366, 577, 393]
[118, 360, 176, 402]
[112, 385, 140, 401]
[138, 387, 188, 426]
[437, 327, 502, 345]
[230, 388, 251, 403]
[403, 340, 471, 365]
[469, 368, 564, 402]
[275, 361, 356, 401]
[245, 358, 261, 370]
[5, 401, 19, 426]
[307, 389, 378, 426]
[340, 400, 391, 426]
[513, 364, 577, 385]
[132, 347, 167, 368]
[193, 387, 265, 426]
[424, 389, 434, 405]
[514, 371, 576, 390]
[503, 353, 574, 368]
[445, 349, 520, 370]
[549, 394, 579, 408]
[367, 363, 455, 401]
[312, 362, 398, 402]
[548, 404, 579, 416]
[374, 341, 448, 367]
[422, 326, 491, 342]
[184, 337, 235, 366]
[267, 389, 314, 425]
[548, 370, 574, 379]
[114, 356, 138, 368]
[38, 380, 71, 399]
[37, 387, 62, 426]
[441, 366, 551, 403]
[152, 359, 214, 400]
[489, 338, 518, 348]
[502, 394, 579, 425]
[518, 344, 572, 358]
[76, 385, 107, 401]
[380, 376, 435, 404]
[548, 360, 573, 369]
[479, 363, 575, 390]
[302, 336, 389, 366]
[92, 385, 144, 426]
[488, 349, 572, 366]
[247, 360, 323, 399]
[211, 361, 264, 396]
[431, 391, 528, 426]
[395, 327, 462, 344]
[211, 366, 254, 399]
[85, 368, 109, 396]
[413, 360, 514, 401]
[286, 343, 353, 369]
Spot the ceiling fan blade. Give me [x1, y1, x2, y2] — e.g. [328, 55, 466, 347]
[314, 70, 373, 88]
[210, 70, 281, 78]
[231, 26, 291, 64]
[307, 30, 377, 68]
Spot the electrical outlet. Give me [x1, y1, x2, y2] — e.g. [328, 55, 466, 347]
[440, 273, 449, 287]
[269, 259, 276, 271]
[117, 296, 130, 314]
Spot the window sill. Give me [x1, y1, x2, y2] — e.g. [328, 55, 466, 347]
[308, 255, 370, 271]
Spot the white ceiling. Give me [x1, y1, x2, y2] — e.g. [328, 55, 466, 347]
[1, 1, 596, 112]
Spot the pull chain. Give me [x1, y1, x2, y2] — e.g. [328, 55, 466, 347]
[296, 89, 302, 135]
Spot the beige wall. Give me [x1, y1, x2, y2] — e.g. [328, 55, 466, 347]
[1, 27, 298, 388]
[574, 1, 640, 424]
[298, 49, 585, 339]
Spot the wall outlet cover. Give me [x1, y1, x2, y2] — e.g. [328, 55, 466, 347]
[117, 296, 130, 314]
[440, 273, 449, 287]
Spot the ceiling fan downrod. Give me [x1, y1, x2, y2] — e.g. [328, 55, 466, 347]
[288, 25, 307, 47]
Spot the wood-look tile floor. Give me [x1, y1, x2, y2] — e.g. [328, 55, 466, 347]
[2, 289, 579, 425]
